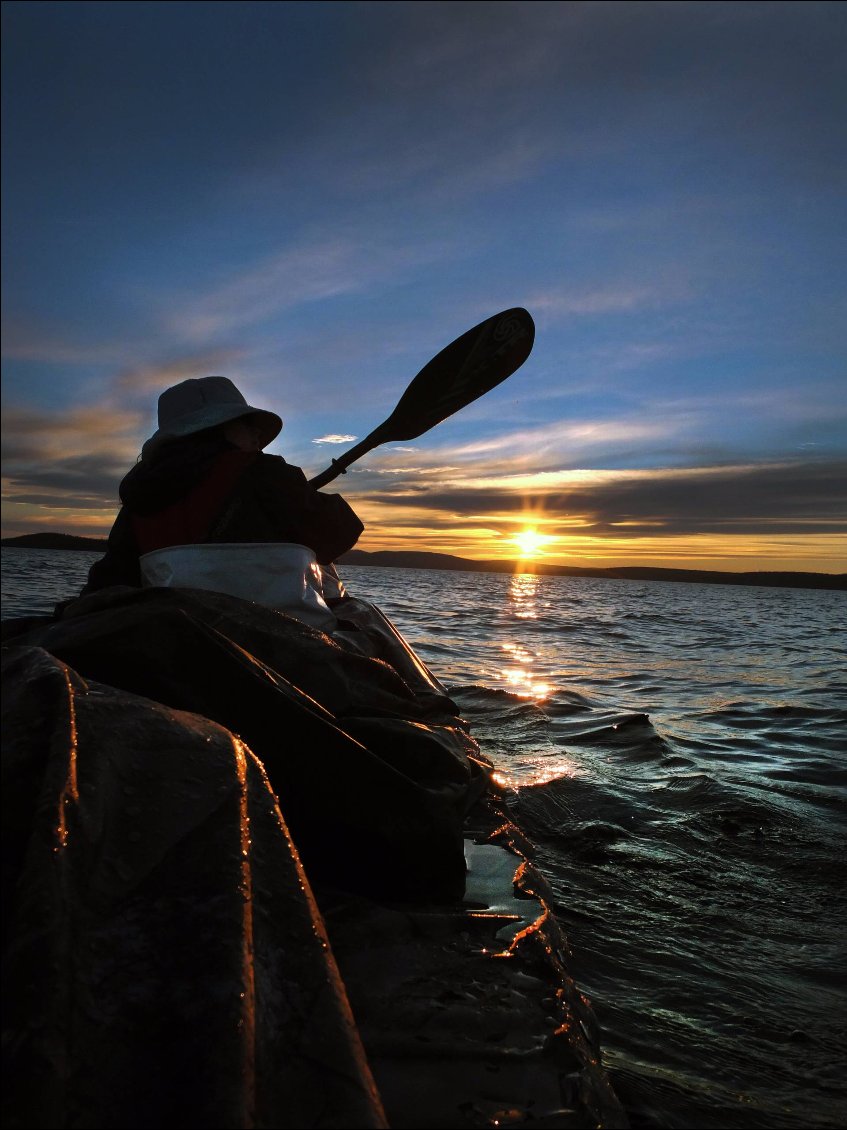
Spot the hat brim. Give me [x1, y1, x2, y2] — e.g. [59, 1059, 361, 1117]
[144, 404, 283, 455]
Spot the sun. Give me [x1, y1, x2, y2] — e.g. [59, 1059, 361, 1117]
[511, 528, 549, 558]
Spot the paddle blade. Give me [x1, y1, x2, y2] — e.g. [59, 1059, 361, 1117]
[383, 307, 535, 441]
[308, 307, 535, 488]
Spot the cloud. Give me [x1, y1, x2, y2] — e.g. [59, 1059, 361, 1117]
[528, 283, 692, 319]
[312, 434, 358, 445]
[333, 129, 552, 205]
[0, 330, 127, 366]
[349, 458, 847, 540]
[1, 405, 143, 458]
[113, 350, 250, 397]
[327, 0, 847, 208]
[168, 235, 458, 343]
[397, 417, 672, 466]
[1, 406, 145, 525]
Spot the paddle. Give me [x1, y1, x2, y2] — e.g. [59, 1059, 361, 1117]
[309, 307, 535, 489]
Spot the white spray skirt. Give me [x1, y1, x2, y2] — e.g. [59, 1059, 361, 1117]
[139, 542, 336, 629]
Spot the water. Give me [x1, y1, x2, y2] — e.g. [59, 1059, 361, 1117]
[3, 549, 846, 1129]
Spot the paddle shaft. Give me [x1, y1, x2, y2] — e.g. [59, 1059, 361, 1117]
[309, 424, 392, 489]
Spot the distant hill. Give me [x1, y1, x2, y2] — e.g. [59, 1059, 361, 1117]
[338, 549, 846, 591]
[1, 532, 108, 551]
[2, 534, 843, 590]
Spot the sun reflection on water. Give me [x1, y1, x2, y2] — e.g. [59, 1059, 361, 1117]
[497, 641, 553, 700]
[494, 574, 554, 700]
[509, 571, 541, 619]
[491, 759, 580, 789]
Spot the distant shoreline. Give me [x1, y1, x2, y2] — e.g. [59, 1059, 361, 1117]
[3, 532, 844, 591]
[2, 533, 110, 552]
[338, 550, 845, 592]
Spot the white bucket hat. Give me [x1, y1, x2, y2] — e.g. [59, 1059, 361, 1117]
[143, 376, 282, 454]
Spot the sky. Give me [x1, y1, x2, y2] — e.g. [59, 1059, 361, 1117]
[2, 0, 846, 572]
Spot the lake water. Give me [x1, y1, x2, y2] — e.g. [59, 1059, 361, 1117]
[3, 548, 846, 1130]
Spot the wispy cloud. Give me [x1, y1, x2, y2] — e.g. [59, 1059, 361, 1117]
[1, 405, 143, 462]
[528, 282, 692, 320]
[404, 417, 672, 466]
[335, 131, 552, 205]
[312, 433, 357, 445]
[168, 235, 459, 343]
[114, 350, 250, 397]
[0, 317, 131, 366]
[1, 406, 145, 533]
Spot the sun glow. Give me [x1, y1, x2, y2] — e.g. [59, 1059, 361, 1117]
[511, 528, 550, 558]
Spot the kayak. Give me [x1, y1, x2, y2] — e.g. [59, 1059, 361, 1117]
[1, 575, 627, 1129]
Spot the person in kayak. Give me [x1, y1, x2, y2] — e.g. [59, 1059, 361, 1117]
[82, 375, 364, 594]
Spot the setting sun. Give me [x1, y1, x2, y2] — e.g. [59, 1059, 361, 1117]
[511, 528, 550, 558]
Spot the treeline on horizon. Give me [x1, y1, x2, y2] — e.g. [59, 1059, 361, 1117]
[2, 532, 844, 591]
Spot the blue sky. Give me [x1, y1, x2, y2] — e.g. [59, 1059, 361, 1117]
[2, 0, 845, 570]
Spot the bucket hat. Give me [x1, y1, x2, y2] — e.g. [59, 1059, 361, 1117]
[143, 376, 282, 455]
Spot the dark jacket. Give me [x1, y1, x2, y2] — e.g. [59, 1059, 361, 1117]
[83, 434, 364, 594]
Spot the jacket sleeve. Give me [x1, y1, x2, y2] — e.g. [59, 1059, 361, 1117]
[81, 507, 143, 594]
[222, 456, 364, 564]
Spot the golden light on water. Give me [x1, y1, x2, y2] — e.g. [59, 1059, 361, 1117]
[508, 572, 544, 619]
[492, 761, 580, 788]
[496, 573, 554, 700]
[501, 664, 553, 699]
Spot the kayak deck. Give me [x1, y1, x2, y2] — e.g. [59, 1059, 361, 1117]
[1, 585, 626, 1128]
